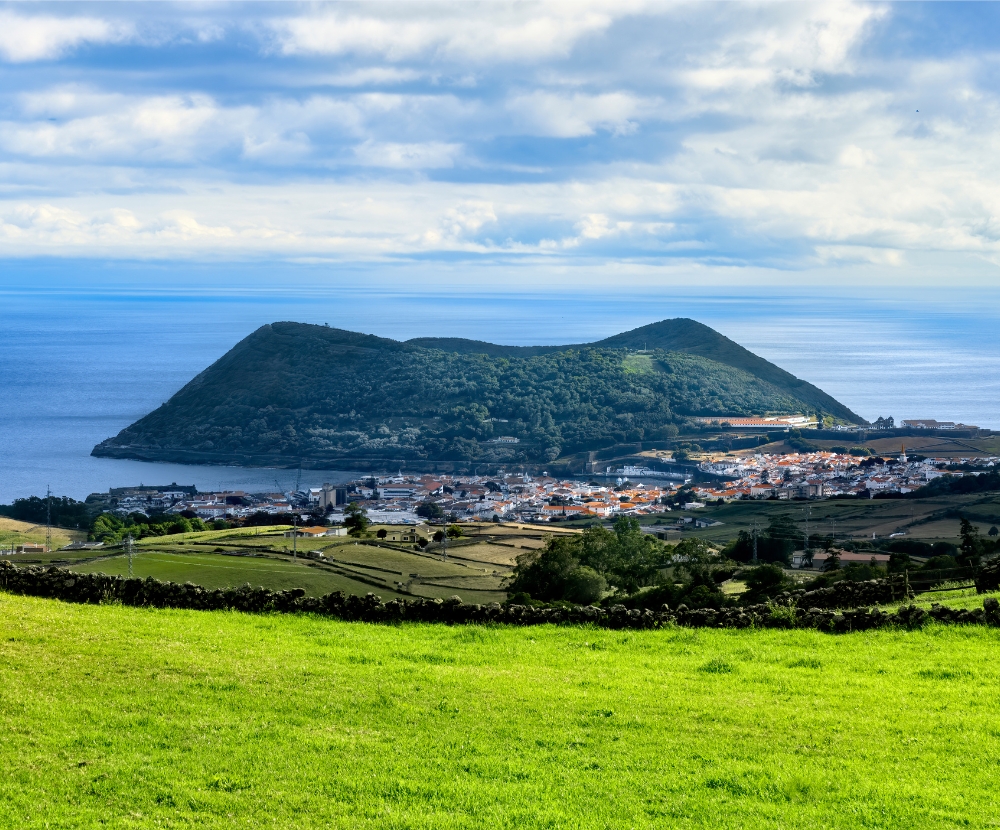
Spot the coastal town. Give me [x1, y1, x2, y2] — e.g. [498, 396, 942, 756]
[84, 446, 999, 529]
[694, 449, 998, 501]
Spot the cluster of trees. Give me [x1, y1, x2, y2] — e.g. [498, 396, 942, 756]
[0, 495, 91, 530]
[724, 515, 805, 565]
[90, 511, 226, 544]
[908, 469, 1000, 499]
[101, 322, 809, 465]
[506, 518, 733, 608]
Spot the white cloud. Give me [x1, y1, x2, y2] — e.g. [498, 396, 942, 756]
[0, 11, 130, 62]
[320, 67, 424, 87]
[680, 2, 887, 94]
[2, 0, 1000, 287]
[269, 5, 621, 62]
[1, 91, 237, 160]
[353, 140, 462, 169]
[505, 91, 648, 137]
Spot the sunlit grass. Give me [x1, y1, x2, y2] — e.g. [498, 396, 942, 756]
[2, 593, 999, 828]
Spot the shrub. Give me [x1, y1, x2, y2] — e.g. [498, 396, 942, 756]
[742, 564, 794, 603]
[563, 567, 607, 605]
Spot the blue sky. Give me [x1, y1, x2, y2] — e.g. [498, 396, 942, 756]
[1, 1, 999, 288]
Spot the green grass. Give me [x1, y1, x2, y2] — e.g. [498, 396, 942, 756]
[67, 552, 405, 599]
[3, 594, 1000, 828]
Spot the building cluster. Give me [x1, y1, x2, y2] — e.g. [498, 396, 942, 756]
[311, 473, 682, 524]
[694, 452, 998, 501]
[88, 473, 685, 525]
[87, 449, 999, 527]
[90, 484, 292, 521]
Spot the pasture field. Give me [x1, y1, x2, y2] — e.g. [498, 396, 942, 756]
[57, 524, 541, 603]
[0, 517, 87, 551]
[640, 491, 1000, 546]
[55, 528, 516, 602]
[715, 433, 1000, 459]
[66, 551, 406, 599]
[2, 594, 1000, 829]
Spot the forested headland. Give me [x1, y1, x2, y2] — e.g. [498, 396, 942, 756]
[92, 318, 859, 468]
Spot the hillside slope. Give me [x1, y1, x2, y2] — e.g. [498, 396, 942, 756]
[409, 318, 855, 422]
[92, 319, 860, 468]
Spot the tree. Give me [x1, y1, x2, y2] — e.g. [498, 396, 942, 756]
[888, 551, 911, 573]
[344, 502, 370, 537]
[669, 536, 720, 592]
[743, 564, 793, 602]
[168, 517, 192, 535]
[446, 524, 463, 539]
[0, 494, 91, 530]
[563, 566, 607, 605]
[823, 550, 841, 571]
[376, 528, 387, 539]
[990, 526, 999, 538]
[576, 516, 665, 593]
[729, 516, 799, 565]
[415, 501, 444, 520]
[506, 537, 580, 602]
[959, 518, 984, 567]
[433, 530, 445, 543]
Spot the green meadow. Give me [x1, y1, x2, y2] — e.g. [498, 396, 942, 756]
[2, 594, 1000, 828]
[67, 551, 405, 599]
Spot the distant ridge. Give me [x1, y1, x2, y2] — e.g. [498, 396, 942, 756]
[92, 319, 861, 470]
[408, 318, 857, 423]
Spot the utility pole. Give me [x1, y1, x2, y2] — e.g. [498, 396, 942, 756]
[45, 485, 52, 553]
[126, 534, 135, 578]
[804, 506, 810, 555]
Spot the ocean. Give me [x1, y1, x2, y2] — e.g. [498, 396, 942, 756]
[2, 274, 999, 503]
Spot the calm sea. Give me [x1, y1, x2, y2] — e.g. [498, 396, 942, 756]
[2, 274, 999, 503]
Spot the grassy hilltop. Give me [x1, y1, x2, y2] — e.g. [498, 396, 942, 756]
[2, 593, 999, 829]
[92, 318, 860, 468]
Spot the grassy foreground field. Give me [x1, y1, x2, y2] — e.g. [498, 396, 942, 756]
[2, 596, 1000, 828]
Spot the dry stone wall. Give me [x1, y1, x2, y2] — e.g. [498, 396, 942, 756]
[2, 561, 998, 633]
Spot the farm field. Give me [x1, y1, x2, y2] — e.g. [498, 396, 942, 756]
[642, 492, 1000, 546]
[54, 524, 531, 603]
[2, 594, 1000, 828]
[0, 517, 87, 551]
[67, 551, 404, 598]
[722, 433, 1000, 459]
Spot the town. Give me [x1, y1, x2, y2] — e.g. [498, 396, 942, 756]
[83, 447, 998, 530]
[695, 449, 998, 500]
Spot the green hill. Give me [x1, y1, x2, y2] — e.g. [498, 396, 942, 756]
[92, 319, 861, 468]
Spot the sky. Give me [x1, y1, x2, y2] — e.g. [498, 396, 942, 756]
[1, 1, 999, 289]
